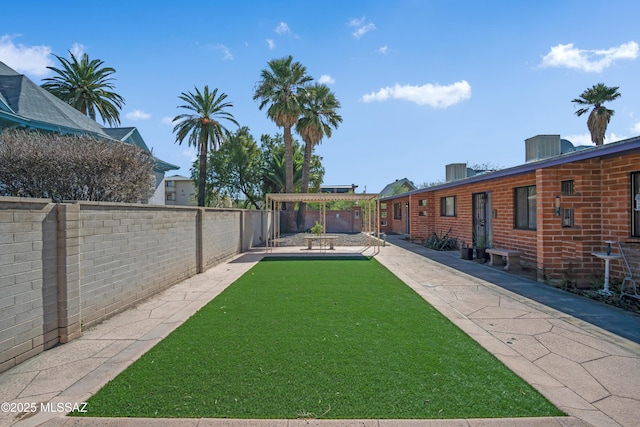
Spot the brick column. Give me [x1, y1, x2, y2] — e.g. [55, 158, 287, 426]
[196, 208, 203, 273]
[57, 203, 82, 343]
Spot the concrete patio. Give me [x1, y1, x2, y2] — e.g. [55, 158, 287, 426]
[0, 238, 638, 426]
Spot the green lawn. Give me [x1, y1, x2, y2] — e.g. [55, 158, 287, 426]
[77, 257, 563, 419]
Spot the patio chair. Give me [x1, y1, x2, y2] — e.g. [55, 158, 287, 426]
[618, 242, 640, 300]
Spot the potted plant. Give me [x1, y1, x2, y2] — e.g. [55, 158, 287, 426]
[461, 241, 474, 260]
[474, 233, 489, 262]
[310, 220, 323, 236]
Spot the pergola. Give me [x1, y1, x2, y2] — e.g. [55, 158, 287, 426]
[265, 193, 380, 253]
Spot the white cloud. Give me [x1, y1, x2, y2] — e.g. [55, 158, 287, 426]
[215, 44, 233, 60]
[318, 74, 335, 84]
[348, 17, 366, 27]
[275, 22, 290, 35]
[608, 132, 626, 143]
[540, 41, 638, 72]
[379, 45, 388, 55]
[632, 121, 640, 134]
[353, 23, 376, 39]
[348, 16, 375, 39]
[266, 39, 275, 50]
[125, 110, 151, 121]
[562, 133, 592, 146]
[563, 132, 625, 145]
[361, 80, 472, 108]
[69, 43, 85, 58]
[0, 34, 53, 77]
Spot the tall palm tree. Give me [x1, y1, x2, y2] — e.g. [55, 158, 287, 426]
[295, 84, 342, 228]
[572, 83, 621, 146]
[41, 52, 125, 126]
[253, 56, 313, 230]
[173, 86, 238, 206]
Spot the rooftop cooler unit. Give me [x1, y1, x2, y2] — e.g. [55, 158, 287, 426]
[445, 163, 476, 182]
[525, 135, 586, 162]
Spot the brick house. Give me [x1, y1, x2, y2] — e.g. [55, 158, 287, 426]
[380, 135, 640, 283]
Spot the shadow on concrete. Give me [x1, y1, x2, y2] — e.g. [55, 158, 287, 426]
[387, 236, 640, 345]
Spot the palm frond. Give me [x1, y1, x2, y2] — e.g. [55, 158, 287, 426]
[572, 83, 621, 145]
[40, 52, 125, 126]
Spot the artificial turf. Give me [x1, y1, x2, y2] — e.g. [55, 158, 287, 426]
[76, 257, 563, 419]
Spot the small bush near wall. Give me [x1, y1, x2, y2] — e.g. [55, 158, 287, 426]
[0, 129, 155, 202]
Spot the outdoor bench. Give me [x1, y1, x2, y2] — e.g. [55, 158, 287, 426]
[486, 248, 523, 271]
[304, 235, 339, 250]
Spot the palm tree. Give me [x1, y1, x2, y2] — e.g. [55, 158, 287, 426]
[253, 56, 313, 230]
[572, 83, 621, 146]
[173, 86, 238, 206]
[262, 142, 304, 195]
[295, 84, 342, 228]
[41, 52, 125, 126]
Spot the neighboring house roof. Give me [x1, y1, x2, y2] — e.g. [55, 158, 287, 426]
[0, 61, 178, 173]
[381, 135, 640, 200]
[165, 175, 193, 181]
[103, 127, 178, 172]
[320, 184, 358, 193]
[103, 127, 151, 154]
[0, 61, 111, 138]
[379, 178, 416, 198]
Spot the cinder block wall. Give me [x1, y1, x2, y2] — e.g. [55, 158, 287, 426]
[243, 210, 267, 250]
[77, 203, 199, 328]
[202, 209, 241, 270]
[0, 198, 270, 373]
[0, 198, 58, 372]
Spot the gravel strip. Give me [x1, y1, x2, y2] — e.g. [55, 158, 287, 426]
[267, 232, 380, 247]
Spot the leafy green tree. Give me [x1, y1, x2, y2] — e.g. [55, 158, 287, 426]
[572, 83, 621, 146]
[173, 86, 238, 206]
[207, 127, 264, 209]
[253, 56, 313, 230]
[295, 83, 342, 228]
[41, 52, 125, 126]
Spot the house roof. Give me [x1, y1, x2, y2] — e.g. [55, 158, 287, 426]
[0, 61, 111, 138]
[165, 175, 193, 181]
[381, 135, 640, 201]
[379, 178, 416, 198]
[0, 61, 178, 173]
[103, 127, 151, 152]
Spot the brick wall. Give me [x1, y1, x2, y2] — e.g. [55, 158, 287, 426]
[380, 197, 410, 234]
[381, 152, 640, 283]
[304, 208, 362, 233]
[0, 198, 271, 373]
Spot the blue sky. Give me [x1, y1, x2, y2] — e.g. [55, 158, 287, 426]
[2, 0, 639, 193]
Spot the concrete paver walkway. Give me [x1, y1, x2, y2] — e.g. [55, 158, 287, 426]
[0, 241, 638, 426]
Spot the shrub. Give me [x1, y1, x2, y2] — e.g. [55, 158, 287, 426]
[0, 129, 155, 202]
[425, 228, 458, 251]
